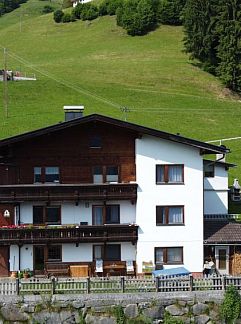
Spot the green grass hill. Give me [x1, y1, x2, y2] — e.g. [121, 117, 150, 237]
[0, 0, 241, 182]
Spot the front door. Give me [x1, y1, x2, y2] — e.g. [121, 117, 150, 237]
[215, 246, 229, 275]
[34, 246, 45, 274]
[0, 246, 9, 276]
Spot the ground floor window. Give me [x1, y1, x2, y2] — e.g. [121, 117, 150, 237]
[47, 245, 62, 261]
[93, 244, 121, 261]
[155, 247, 183, 265]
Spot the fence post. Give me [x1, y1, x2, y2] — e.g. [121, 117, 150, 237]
[155, 277, 159, 292]
[86, 277, 90, 294]
[120, 276, 125, 293]
[16, 278, 20, 295]
[189, 274, 193, 292]
[221, 275, 226, 291]
[51, 277, 56, 295]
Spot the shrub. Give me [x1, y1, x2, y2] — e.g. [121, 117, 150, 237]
[158, 0, 186, 26]
[81, 3, 99, 20]
[72, 3, 83, 19]
[98, 0, 108, 16]
[220, 285, 241, 324]
[62, 12, 72, 22]
[119, 0, 157, 36]
[42, 5, 54, 14]
[53, 9, 64, 22]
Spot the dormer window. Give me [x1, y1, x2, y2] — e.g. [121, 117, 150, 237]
[34, 167, 60, 183]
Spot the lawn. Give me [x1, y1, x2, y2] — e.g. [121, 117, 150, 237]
[0, 1, 241, 181]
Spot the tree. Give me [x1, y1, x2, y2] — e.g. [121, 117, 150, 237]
[53, 9, 64, 23]
[220, 285, 241, 324]
[216, 0, 241, 92]
[72, 3, 83, 19]
[158, 0, 186, 25]
[182, 0, 219, 72]
[81, 3, 99, 20]
[118, 0, 157, 36]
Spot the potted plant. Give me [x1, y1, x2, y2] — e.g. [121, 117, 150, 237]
[23, 268, 30, 279]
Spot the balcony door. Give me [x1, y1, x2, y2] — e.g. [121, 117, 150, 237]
[92, 205, 120, 225]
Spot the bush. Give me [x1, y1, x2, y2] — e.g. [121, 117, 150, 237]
[81, 3, 99, 20]
[98, 0, 108, 16]
[119, 0, 157, 36]
[53, 9, 64, 22]
[220, 285, 241, 324]
[72, 3, 83, 19]
[42, 5, 54, 14]
[158, 0, 186, 25]
[62, 12, 72, 22]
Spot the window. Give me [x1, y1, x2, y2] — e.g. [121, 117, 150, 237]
[34, 167, 41, 183]
[93, 205, 120, 225]
[33, 206, 61, 225]
[156, 206, 184, 225]
[204, 161, 215, 178]
[93, 245, 104, 260]
[34, 167, 60, 183]
[105, 244, 121, 261]
[106, 166, 118, 182]
[155, 247, 183, 265]
[93, 166, 119, 183]
[156, 165, 184, 184]
[45, 167, 59, 182]
[93, 166, 103, 184]
[90, 136, 102, 148]
[47, 245, 61, 261]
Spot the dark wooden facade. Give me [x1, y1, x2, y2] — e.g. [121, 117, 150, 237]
[0, 119, 138, 276]
[0, 122, 136, 185]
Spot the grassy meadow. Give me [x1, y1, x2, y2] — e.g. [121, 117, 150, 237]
[0, 0, 241, 181]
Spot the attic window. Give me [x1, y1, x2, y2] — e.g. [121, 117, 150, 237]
[90, 136, 102, 148]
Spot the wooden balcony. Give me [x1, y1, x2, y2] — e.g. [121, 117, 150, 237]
[0, 224, 138, 245]
[0, 183, 137, 203]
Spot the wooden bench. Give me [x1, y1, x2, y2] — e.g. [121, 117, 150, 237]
[45, 262, 70, 277]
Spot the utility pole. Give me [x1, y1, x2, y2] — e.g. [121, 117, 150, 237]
[120, 106, 130, 121]
[3, 48, 9, 118]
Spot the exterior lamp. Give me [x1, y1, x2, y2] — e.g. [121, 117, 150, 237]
[3, 210, 10, 218]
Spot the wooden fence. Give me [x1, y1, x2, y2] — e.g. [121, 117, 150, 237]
[1, 275, 241, 295]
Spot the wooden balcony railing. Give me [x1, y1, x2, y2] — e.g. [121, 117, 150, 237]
[0, 183, 137, 203]
[0, 224, 138, 245]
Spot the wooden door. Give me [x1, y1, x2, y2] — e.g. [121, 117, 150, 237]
[0, 246, 9, 276]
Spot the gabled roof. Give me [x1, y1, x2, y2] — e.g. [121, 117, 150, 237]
[204, 220, 241, 244]
[0, 114, 229, 154]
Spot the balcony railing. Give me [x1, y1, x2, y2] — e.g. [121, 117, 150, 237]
[0, 183, 137, 202]
[0, 224, 138, 245]
[204, 214, 239, 220]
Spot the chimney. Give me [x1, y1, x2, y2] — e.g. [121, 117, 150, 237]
[63, 106, 84, 121]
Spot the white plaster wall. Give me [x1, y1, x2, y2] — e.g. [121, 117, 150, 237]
[204, 191, 228, 214]
[20, 201, 135, 225]
[121, 243, 136, 261]
[62, 242, 136, 262]
[204, 165, 228, 191]
[9, 245, 19, 271]
[135, 135, 204, 274]
[62, 244, 93, 262]
[20, 245, 33, 271]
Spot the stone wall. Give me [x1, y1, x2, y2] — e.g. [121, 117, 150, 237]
[0, 291, 225, 323]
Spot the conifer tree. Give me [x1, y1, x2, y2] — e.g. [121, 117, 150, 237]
[216, 0, 241, 92]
